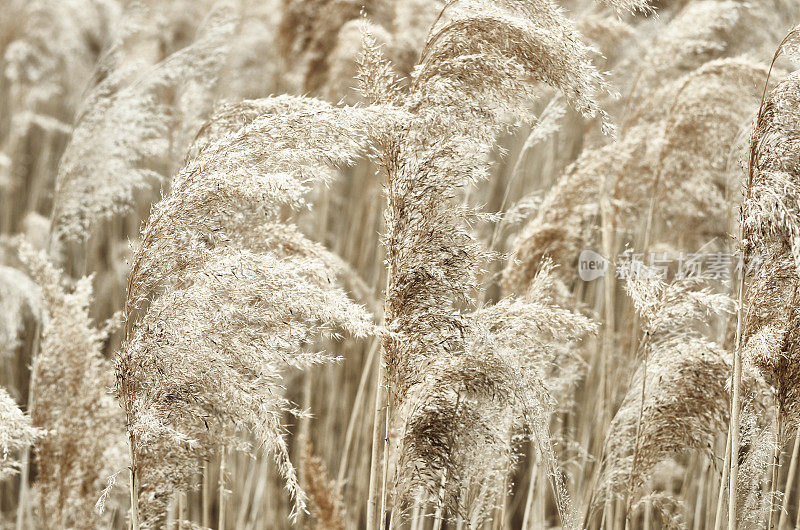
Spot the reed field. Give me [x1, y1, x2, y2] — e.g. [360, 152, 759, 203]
[3, 0, 800, 528]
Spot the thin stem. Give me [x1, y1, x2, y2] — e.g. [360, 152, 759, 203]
[768, 414, 783, 530]
[692, 462, 709, 530]
[177, 491, 186, 530]
[432, 472, 447, 530]
[600, 188, 615, 432]
[521, 448, 539, 530]
[366, 349, 387, 530]
[410, 502, 421, 530]
[15, 445, 29, 530]
[625, 329, 654, 527]
[795, 471, 800, 530]
[128, 432, 139, 530]
[202, 460, 211, 529]
[372, 148, 397, 530]
[778, 429, 800, 529]
[714, 423, 732, 530]
[337, 337, 379, 490]
[378, 392, 391, 530]
[495, 448, 513, 530]
[728, 268, 745, 530]
[219, 446, 227, 530]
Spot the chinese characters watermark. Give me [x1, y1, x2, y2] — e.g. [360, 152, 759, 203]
[578, 249, 763, 281]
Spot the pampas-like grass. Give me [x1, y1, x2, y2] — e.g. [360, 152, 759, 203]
[359, 0, 610, 525]
[53, 4, 237, 242]
[301, 438, 346, 530]
[392, 262, 596, 525]
[4, 0, 800, 528]
[598, 270, 732, 515]
[116, 93, 400, 527]
[17, 241, 125, 529]
[732, 25, 800, 529]
[503, 57, 768, 293]
[0, 265, 40, 359]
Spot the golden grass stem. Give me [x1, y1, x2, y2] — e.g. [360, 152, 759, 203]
[779, 429, 800, 529]
[202, 460, 211, 529]
[366, 350, 387, 530]
[177, 491, 186, 530]
[728, 268, 745, 530]
[600, 189, 615, 432]
[337, 337, 379, 490]
[714, 424, 732, 530]
[768, 414, 783, 529]
[219, 446, 227, 530]
[128, 432, 140, 530]
[432, 472, 447, 530]
[521, 450, 539, 530]
[692, 462, 709, 530]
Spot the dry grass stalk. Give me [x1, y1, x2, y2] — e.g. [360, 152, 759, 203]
[53, 4, 237, 242]
[301, 439, 346, 530]
[2, 0, 800, 528]
[17, 241, 125, 529]
[734, 24, 800, 530]
[598, 269, 732, 520]
[358, 0, 610, 525]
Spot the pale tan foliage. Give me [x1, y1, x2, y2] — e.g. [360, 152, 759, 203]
[741, 26, 800, 429]
[53, 4, 237, 241]
[3, 0, 800, 527]
[301, 439, 346, 530]
[2, 0, 118, 116]
[116, 94, 400, 525]
[504, 57, 768, 292]
[0, 265, 40, 358]
[360, 1, 609, 524]
[0, 388, 39, 481]
[599, 270, 732, 505]
[18, 242, 125, 529]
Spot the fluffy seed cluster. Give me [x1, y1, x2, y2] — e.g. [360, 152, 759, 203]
[301, 439, 346, 530]
[0, 387, 39, 481]
[503, 1, 782, 294]
[18, 242, 125, 529]
[116, 94, 399, 525]
[0, 265, 40, 357]
[53, 4, 237, 241]
[741, 26, 800, 427]
[362, 0, 608, 524]
[6, 1, 800, 528]
[599, 270, 732, 507]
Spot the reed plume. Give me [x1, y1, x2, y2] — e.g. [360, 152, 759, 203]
[504, 57, 768, 293]
[392, 262, 596, 524]
[116, 93, 399, 526]
[2, 0, 800, 527]
[733, 26, 800, 528]
[0, 265, 40, 359]
[17, 241, 125, 529]
[301, 439, 346, 530]
[599, 270, 732, 512]
[53, 4, 236, 242]
[361, 0, 610, 524]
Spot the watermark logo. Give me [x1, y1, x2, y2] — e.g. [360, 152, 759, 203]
[577, 248, 762, 282]
[578, 249, 609, 281]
